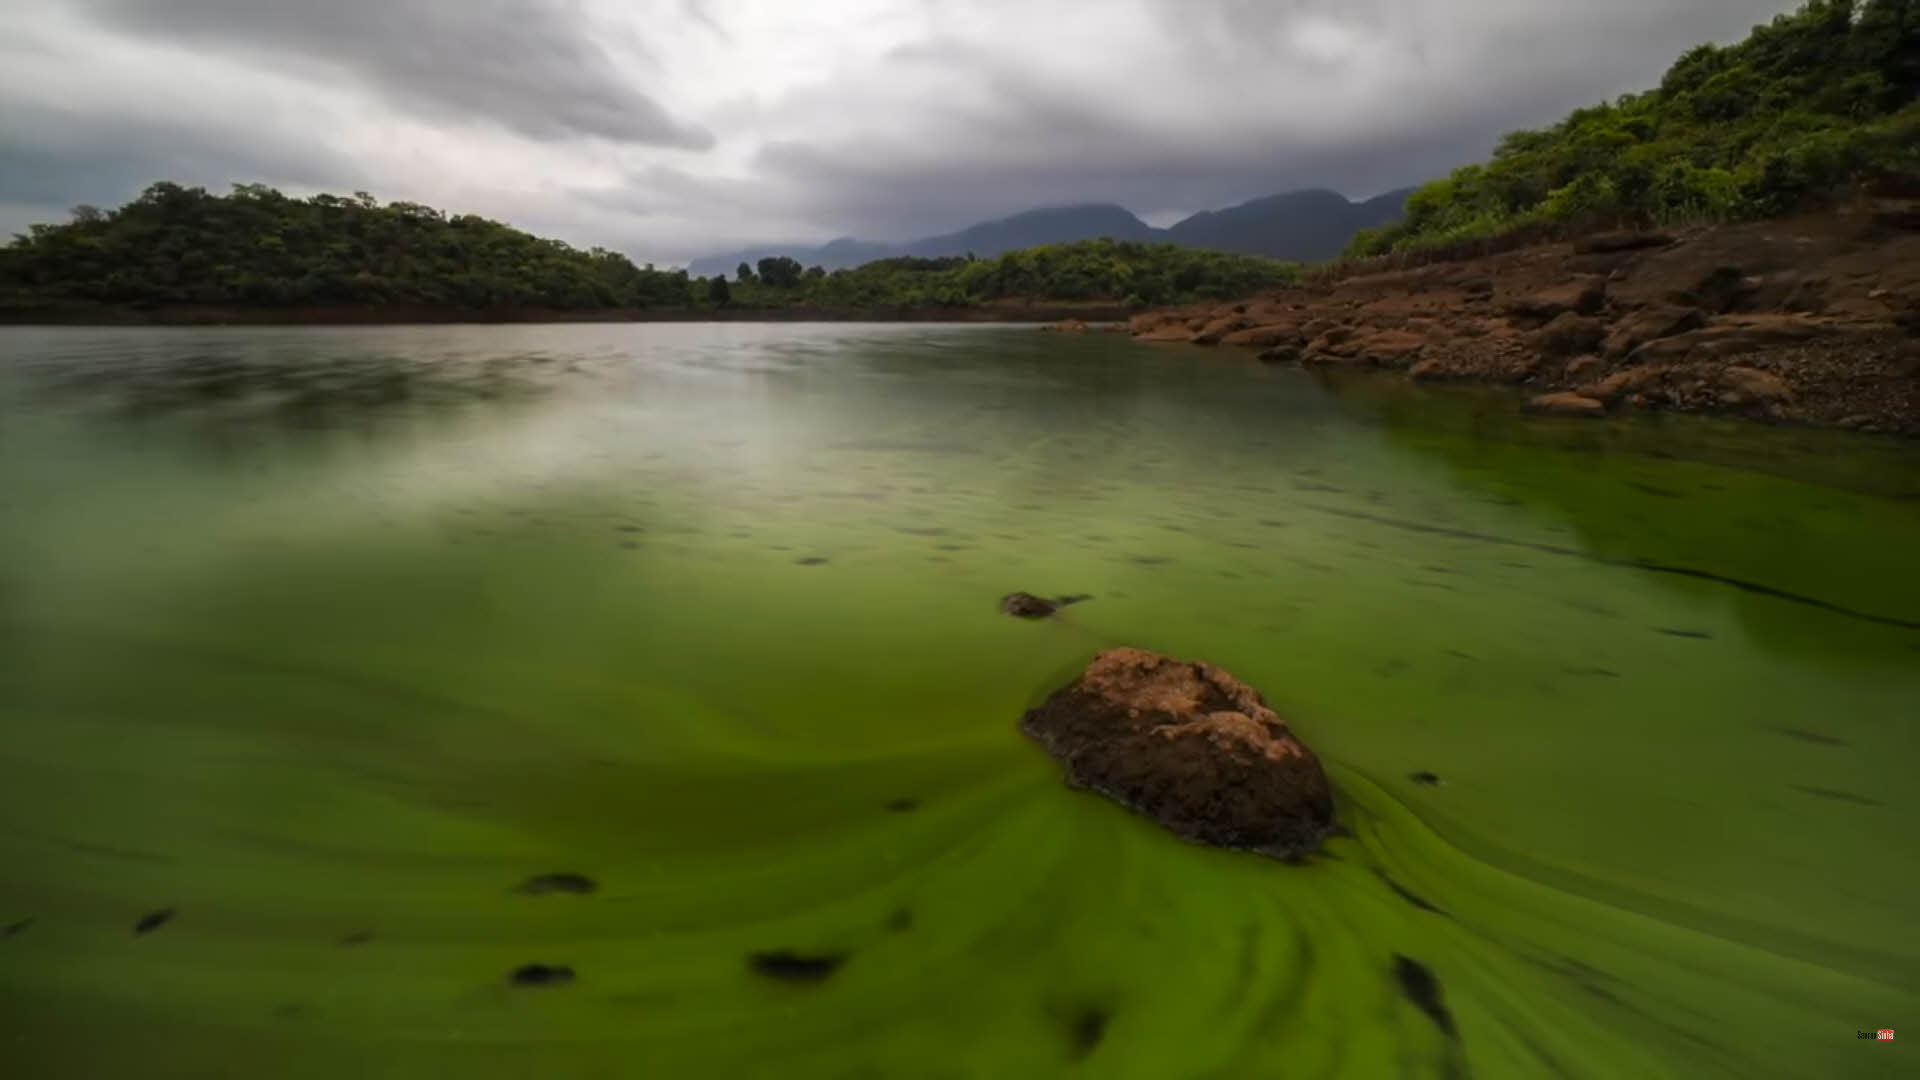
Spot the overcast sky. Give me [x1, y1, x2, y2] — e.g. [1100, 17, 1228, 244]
[3, 0, 1796, 266]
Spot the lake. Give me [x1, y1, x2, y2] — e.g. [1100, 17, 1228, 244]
[0, 323, 1914, 1079]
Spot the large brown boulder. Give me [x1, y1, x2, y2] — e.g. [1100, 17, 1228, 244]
[1019, 648, 1335, 859]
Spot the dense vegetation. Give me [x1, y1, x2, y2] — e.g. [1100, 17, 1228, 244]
[721, 241, 1298, 309]
[1347, 0, 1920, 257]
[0, 184, 1299, 315]
[0, 182, 697, 310]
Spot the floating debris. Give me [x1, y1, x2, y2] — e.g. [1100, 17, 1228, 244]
[509, 963, 576, 988]
[134, 909, 175, 936]
[747, 949, 849, 983]
[517, 872, 598, 896]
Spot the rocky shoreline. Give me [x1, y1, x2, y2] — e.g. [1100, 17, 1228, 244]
[1126, 204, 1920, 436]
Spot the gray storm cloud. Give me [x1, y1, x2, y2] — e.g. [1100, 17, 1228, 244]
[3, 0, 1804, 264]
[73, 0, 714, 147]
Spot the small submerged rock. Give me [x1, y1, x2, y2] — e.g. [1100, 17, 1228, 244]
[133, 909, 175, 936]
[509, 963, 576, 988]
[1000, 592, 1093, 619]
[748, 949, 849, 983]
[516, 872, 597, 896]
[1019, 648, 1334, 859]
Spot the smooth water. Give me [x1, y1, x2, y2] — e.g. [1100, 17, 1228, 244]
[0, 324, 1914, 1079]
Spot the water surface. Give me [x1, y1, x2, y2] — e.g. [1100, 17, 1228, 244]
[1, 323, 1915, 1078]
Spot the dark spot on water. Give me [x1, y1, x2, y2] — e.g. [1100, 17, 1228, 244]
[935, 543, 971, 552]
[3, 918, 32, 938]
[1294, 481, 1346, 493]
[887, 909, 913, 933]
[885, 798, 919, 813]
[1258, 519, 1289, 528]
[1791, 786, 1881, 807]
[896, 526, 948, 537]
[1392, 955, 1457, 1038]
[1126, 554, 1172, 566]
[1629, 482, 1686, 499]
[1769, 727, 1847, 747]
[617, 540, 639, 549]
[134, 909, 175, 935]
[1410, 771, 1443, 787]
[509, 963, 575, 987]
[748, 950, 848, 983]
[1445, 650, 1476, 661]
[1561, 666, 1620, 678]
[1422, 565, 1460, 575]
[794, 556, 829, 566]
[1066, 1007, 1110, 1061]
[1219, 570, 1243, 579]
[1656, 628, 1713, 639]
[518, 872, 597, 896]
[1086, 534, 1111, 543]
[339, 930, 374, 947]
[1376, 871, 1450, 917]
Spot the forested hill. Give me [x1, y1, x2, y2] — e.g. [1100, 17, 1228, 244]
[1348, 0, 1920, 257]
[0, 183, 1301, 315]
[0, 182, 698, 311]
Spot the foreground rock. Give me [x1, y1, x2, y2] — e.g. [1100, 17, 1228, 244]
[1127, 204, 1920, 435]
[1019, 648, 1335, 859]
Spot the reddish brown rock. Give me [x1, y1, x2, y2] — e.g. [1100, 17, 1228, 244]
[1603, 305, 1708, 358]
[1043, 319, 1089, 334]
[1529, 313, 1607, 357]
[1019, 648, 1334, 859]
[1564, 355, 1606, 382]
[1718, 365, 1794, 405]
[1191, 315, 1252, 345]
[1220, 323, 1304, 349]
[1525, 392, 1607, 418]
[1506, 277, 1607, 323]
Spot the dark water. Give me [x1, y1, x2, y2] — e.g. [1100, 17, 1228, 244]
[0, 324, 1914, 1079]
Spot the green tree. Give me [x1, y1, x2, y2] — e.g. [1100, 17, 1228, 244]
[756, 255, 804, 287]
[707, 276, 732, 305]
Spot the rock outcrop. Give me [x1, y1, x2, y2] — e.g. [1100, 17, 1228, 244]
[1125, 205, 1920, 435]
[1019, 648, 1335, 859]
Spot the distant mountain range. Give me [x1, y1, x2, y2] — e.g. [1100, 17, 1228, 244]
[685, 187, 1416, 277]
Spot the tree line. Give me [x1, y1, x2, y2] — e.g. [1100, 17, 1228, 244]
[0, 183, 1299, 314]
[1346, 0, 1920, 257]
